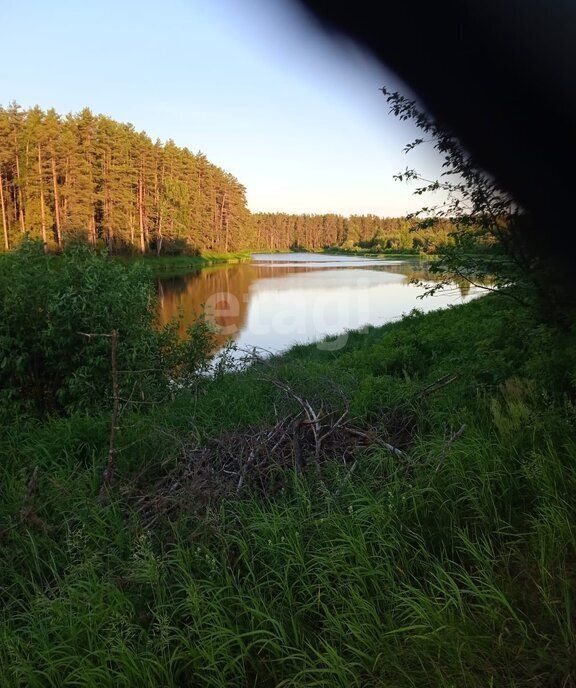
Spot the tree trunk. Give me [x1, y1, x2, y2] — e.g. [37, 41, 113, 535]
[156, 204, 163, 256]
[63, 155, 69, 224]
[129, 209, 134, 246]
[105, 146, 113, 251]
[89, 215, 96, 244]
[87, 146, 96, 244]
[51, 155, 62, 247]
[219, 191, 227, 251]
[155, 160, 164, 256]
[14, 151, 25, 233]
[138, 163, 146, 254]
[0, 171, 9, 251]
[37, 144, 47, 250]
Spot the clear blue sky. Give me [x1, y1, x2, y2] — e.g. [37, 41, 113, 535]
[1, 0, 443, 216]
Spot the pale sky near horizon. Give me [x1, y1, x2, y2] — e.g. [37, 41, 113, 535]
[1, 0, 445, 216]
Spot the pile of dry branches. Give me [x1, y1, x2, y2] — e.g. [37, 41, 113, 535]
[125, 378, 417, 526]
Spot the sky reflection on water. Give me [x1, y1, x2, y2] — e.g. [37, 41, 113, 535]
[157, 253, 481, 355]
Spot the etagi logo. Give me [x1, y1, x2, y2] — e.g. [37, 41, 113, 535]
[203, 275, 374, 352]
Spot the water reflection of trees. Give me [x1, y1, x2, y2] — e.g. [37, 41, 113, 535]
[380, 261, 480, 298]
[156, 260, 476, 344]
[157, 265, 253, 344]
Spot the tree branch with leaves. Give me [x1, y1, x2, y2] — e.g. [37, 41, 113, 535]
[382, 87, 554, 314]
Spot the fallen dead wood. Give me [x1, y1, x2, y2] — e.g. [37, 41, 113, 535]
[417, 373, 459, 398]
[124, 382, 418, 526]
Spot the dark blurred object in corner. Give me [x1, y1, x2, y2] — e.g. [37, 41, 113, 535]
[295, 0, 576, 320]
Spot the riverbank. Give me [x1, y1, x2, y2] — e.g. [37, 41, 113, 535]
[120, 250, 254, 274]
[1, 292, 575, 686]
[119, 247, 428, 276]
[320, 245, 429, 259]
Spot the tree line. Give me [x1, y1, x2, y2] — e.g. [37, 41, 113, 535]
[0, 103, 250, 254]
[0, 103, 455, 255]
[251, 212, 454, 252]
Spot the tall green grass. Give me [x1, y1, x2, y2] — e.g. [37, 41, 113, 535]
[1, 295, 575, 686]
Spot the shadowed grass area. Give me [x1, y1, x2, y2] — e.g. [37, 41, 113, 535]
[1, 294, 575, 686]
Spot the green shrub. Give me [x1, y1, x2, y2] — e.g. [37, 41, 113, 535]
[0, 241, 214, 415]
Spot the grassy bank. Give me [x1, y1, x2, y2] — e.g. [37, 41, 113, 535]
[122, 248, 426, 276]
[122, 250, 254, 274]
[1, 294, 575, 686]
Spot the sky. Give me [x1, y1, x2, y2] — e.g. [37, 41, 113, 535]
[1, 0, 444, 216]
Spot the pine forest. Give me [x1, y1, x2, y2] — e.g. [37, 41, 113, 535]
[0, 104, 452, 255]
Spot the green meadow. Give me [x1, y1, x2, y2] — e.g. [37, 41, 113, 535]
[1, 243, 575, 686]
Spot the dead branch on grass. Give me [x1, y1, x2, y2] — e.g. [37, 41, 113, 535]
[123, 377, 421, 527]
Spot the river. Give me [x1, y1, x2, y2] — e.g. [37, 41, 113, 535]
[156, 253, 481, 356]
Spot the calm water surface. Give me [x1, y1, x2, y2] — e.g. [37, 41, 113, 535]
[156, 253, 481, 355]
